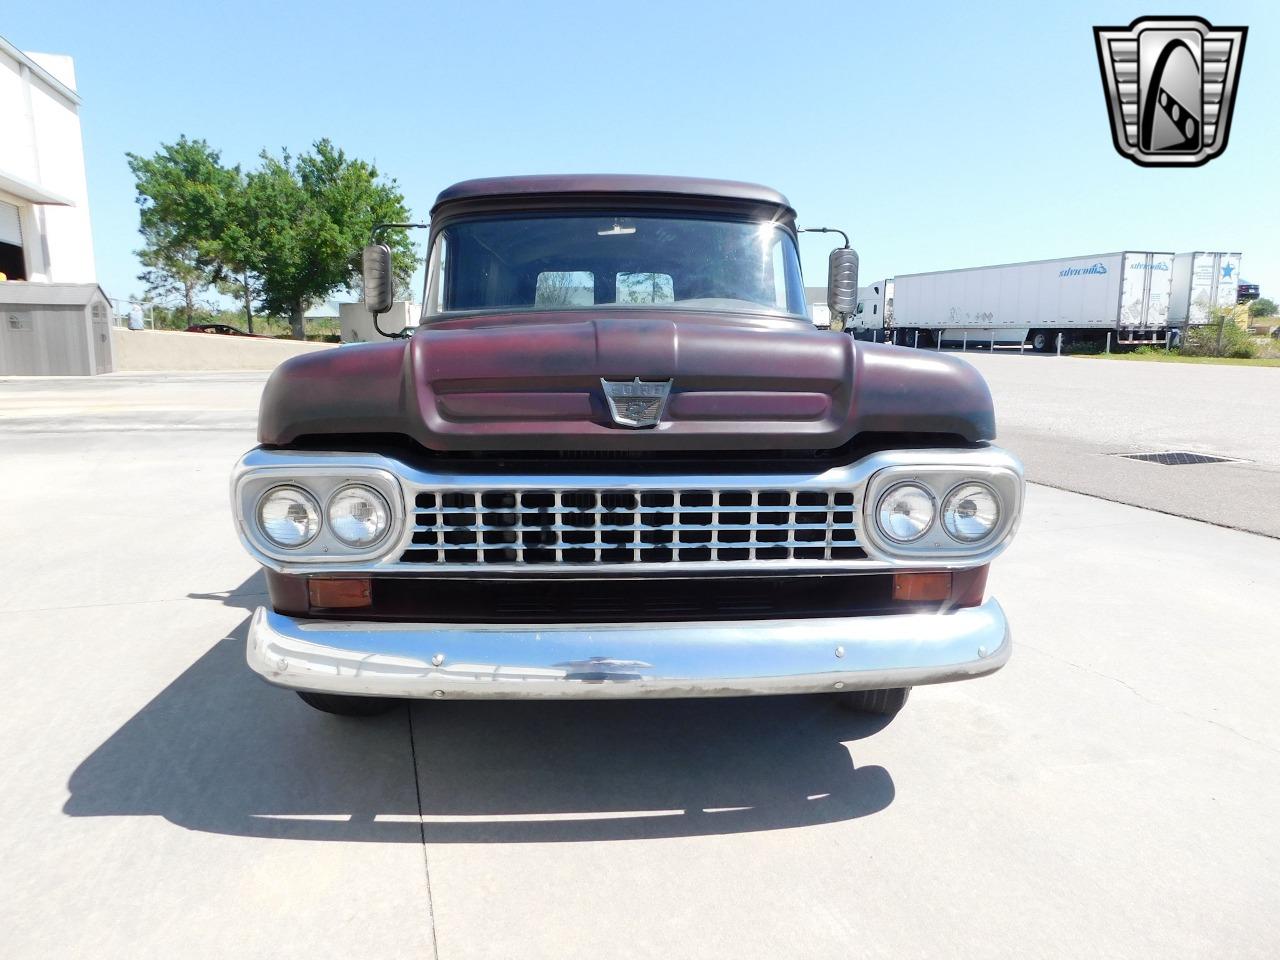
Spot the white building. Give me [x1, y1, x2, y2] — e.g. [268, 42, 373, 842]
[339, 301, 421, 342]
[0, 34, 96, 284]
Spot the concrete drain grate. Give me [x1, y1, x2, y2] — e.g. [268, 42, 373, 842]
[1116, 451, 1245, 466]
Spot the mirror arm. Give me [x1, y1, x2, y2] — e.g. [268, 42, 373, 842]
[370, 222, 429, 243]
[798, 226, 850, 248]
[373, 314, 409, 340]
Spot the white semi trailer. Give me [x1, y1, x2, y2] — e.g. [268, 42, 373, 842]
[869, 252, 1176, 351]
[1168, 252, 1243, 329]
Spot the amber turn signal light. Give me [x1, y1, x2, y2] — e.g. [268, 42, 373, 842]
[892, 572, 952, 602]
[307, 577, 372, 609]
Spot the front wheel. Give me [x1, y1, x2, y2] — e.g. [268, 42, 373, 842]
[835, 687, 911, 716]
[296, 690, 399, 717]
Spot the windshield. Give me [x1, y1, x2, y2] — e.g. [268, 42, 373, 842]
[425, 215, 806, 318]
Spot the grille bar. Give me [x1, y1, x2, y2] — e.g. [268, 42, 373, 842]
[399, 486, 862, 567]
[413, 522, 845, 532]
[413, 539, 853, 551]
[413, 505, 811, 515]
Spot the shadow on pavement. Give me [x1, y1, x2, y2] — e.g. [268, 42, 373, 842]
[408, 696, 894, 843]
[65, 576, 896, 843]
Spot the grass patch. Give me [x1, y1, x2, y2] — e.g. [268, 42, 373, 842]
[1074, 352, 1280, 368]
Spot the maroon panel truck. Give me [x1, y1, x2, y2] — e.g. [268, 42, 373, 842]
[231, 175, 1023, 719]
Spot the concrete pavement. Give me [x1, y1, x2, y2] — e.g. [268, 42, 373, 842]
[956, 352, 1280, 536]
[1, 371, 1277, 958]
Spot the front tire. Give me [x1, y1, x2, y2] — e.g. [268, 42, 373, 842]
[296, 690, 399, 717]
[835, 687, 911, 716]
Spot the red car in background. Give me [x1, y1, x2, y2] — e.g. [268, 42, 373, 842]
[186, 323, 268, 338]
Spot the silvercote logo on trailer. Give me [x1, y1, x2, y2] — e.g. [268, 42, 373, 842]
[1094, 16, 1247, 168]
[1059, 263, 1108, 278]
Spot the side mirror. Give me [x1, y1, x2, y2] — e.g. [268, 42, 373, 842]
[362, 243, 395, 317]
[827, 247, 859, 318]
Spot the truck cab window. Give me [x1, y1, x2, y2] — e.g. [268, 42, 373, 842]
[427, 215, 806, 318]
[535, 271, 595, 306]
[617, 272, 674, 304]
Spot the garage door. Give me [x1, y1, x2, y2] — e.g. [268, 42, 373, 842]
[0, 200, 22, 246]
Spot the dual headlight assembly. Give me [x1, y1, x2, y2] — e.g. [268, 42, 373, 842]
[862, 465, 1021, 561]
[258, 484, 391, 549]
[236, 469, 404, 562]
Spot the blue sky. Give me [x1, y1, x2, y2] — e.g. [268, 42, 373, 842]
[7, 1, 1277, 304]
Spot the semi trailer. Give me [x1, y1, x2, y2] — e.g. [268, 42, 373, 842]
[876, 252, 1177, 351]
[1168, 252, 1243, 329]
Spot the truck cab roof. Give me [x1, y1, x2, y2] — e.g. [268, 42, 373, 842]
[431, 175, 795, 222]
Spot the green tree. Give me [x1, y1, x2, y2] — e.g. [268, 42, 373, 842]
[212, 168, 266, 333]
[126, 137, 240, 322]
[1247, 297, 1276, 318]
[136, 241, 209, 322]
[128, 136, 416, 339]
[246, 140, 416, 339]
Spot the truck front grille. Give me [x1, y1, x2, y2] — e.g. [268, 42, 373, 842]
[398, 487, 863, 566]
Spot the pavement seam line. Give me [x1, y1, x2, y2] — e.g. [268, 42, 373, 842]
[408, 704, 442, 959]
[1018, 640, 1280, 756]
[1025, 480, 1280, 541]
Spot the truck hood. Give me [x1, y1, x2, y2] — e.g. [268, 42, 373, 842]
[258, 310, 995, 451]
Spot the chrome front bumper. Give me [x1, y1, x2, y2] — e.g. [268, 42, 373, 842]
[245, 598, 1011, 700]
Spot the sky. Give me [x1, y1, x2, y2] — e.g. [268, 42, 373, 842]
[6, 0, 1278, 305]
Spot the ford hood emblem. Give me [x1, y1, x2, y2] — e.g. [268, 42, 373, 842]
[600, 378, 673, 428]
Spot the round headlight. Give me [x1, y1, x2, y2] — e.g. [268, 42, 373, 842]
[257, 486, 320, 548]
[876, 482, 935, 543]
[942, 482, 1001, 543]
[327, 484, 391, 547]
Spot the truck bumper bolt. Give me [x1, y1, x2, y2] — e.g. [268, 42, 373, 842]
[276, 658, 289, 672]
[432, 690, 445, 699]
[833, 681, 845, 690]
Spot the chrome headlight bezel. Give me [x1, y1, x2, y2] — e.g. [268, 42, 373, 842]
[255, 484, 322, 549]
[875, 481, 937, 544]
[233, 465, 405, 564]
[940, 480, 1002, 543]
[861, 463, 1022, 562]
[326, 483, 393, 548]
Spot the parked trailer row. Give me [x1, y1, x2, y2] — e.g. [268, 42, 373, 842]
[828, 251, 1243, 351]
